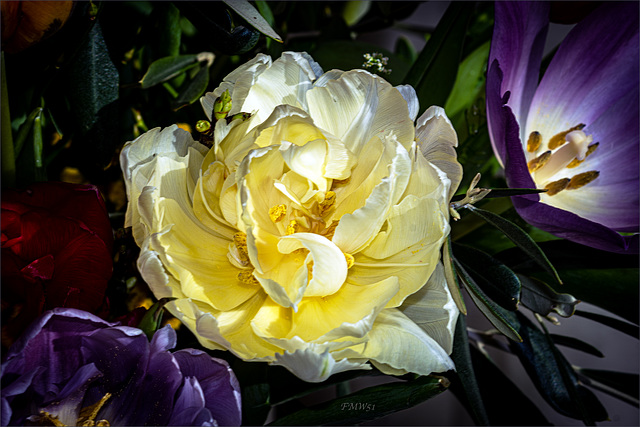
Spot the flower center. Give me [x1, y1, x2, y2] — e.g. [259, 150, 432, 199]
[526, 124, 599, 196]
[28, 393, 112, 426]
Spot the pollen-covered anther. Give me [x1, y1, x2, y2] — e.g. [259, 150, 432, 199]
[567, 171, 599, 190]
[544, 178, 570, 196]
[527, 131, 542, 152]
[233, 232, 249, 262]
[269, 204, 287, 223]
[318, 191, 336, 214]
[547, 124, 586, 150]
[567, 142, 599, 168]
[286, 220, 300, 235]
[237, 269, 259, 285]
[527, 150, 551, 173]
[344, 253, 355, 269]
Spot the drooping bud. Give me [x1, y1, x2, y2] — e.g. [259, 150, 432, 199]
[213, 90, 232, 120]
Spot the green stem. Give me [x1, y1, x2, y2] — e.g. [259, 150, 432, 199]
[1, 52, 16, 187]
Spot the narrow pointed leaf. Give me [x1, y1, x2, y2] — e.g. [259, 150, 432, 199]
[574, 310, 639, 339]
[466, 205, 562, 285]
[13, 107, 42, 159]
[549, 334, 604, 358]
[223, 0, 283, 42]
[444, 236, 467, 314]
[1, 51, 15, 187]
[467, 345, 551, 425]
[507, 311, 608, 422]
[518, 274, 579, 317]
[454, 259, 521, 342]
[172, 64, 210, 110]
[140, 54, 199, 89]
[448, 314, 490, 426]
[453, 243, 521, 311]
[444, 41, 490, 119]
[404, 2, 472, 113]
[268, 376, 449, 426]
[577, 368, 639, 407]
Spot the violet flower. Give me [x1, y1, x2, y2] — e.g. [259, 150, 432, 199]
[1, 308, 241, 426]
[486, 1, 639, 253]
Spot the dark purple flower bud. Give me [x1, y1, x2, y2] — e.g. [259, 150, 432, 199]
[1, 308, 241, 426]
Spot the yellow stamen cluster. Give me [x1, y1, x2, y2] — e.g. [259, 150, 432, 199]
[344, 253, 355, 269]
[233, 232, 249, 263]
[286, 220, 300, 235]
[237, 269, 259, 285]
[318, 191, 336, 214]
[269, 204, 287, 223]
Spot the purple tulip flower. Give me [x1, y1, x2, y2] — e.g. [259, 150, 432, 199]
[486, 1, 639, 253]
[1, 308, 242, 426]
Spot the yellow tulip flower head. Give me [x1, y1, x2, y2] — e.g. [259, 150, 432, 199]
[121, 52, 462, 382]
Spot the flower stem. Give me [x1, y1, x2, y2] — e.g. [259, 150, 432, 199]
[1, 52, 16, 187]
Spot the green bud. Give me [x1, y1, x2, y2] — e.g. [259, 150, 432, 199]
[228, 112, 251, 123]
[213, 90, 232, 120]
[196, 120, 211, 133]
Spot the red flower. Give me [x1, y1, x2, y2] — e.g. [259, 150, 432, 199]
[1, 182, 113, 350]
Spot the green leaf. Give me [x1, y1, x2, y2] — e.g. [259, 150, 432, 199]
[138, 297, 176, 340]
[518, 274, 579, 317]
[254, 1, 275, 27]
[172, 63, 210, 110]
[13, 107, 42, 160]
[497, 241, 639, 323]
[394, 36, 417, 65]
[453, 244, 521, 311]
[577, 368, 639, 407]
[549, 334, 604, 358]
[268, 375, 449, 426]
[1, 52, 15, 187]
[466, 205, 562, 285]
[466, 344, 551, 425]
[404, 2, 472, 113]
[140, 54, 199, 89]
[448, 314, 490, 426]
[454, 259, 522, 342]
[223, 0, 282, 42]
[507, 311, 608, 422]
[157, 3, 181, 57]
[443, 237, 467, 315]
[574, 310, 639, 339]
[444, 41, 490, 119]
[342, 1, 371, 27]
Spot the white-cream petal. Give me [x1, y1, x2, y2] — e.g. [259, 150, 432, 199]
[272, 347, 370, 383]
[415, 106, 462, 198]
[396, 84, 419, 121]
[278, 232, 348, 297]
[340, 308, 455, 376]
[332, 136, 411, 253]
[307, 70, 415, 156]
[399, 262, 459, 353]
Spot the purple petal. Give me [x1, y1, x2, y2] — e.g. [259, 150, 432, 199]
[174, 350, 242, 426]
[487, 1, 549, 163]
[1, 396, 11, 426]
[511, 195, 638, 254]
[486, 60, 537, 193]
[525, 2, 639, 137]
[169, 377, 216, 426]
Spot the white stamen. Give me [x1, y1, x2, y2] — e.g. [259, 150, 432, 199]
[534, 130, 592, 183]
